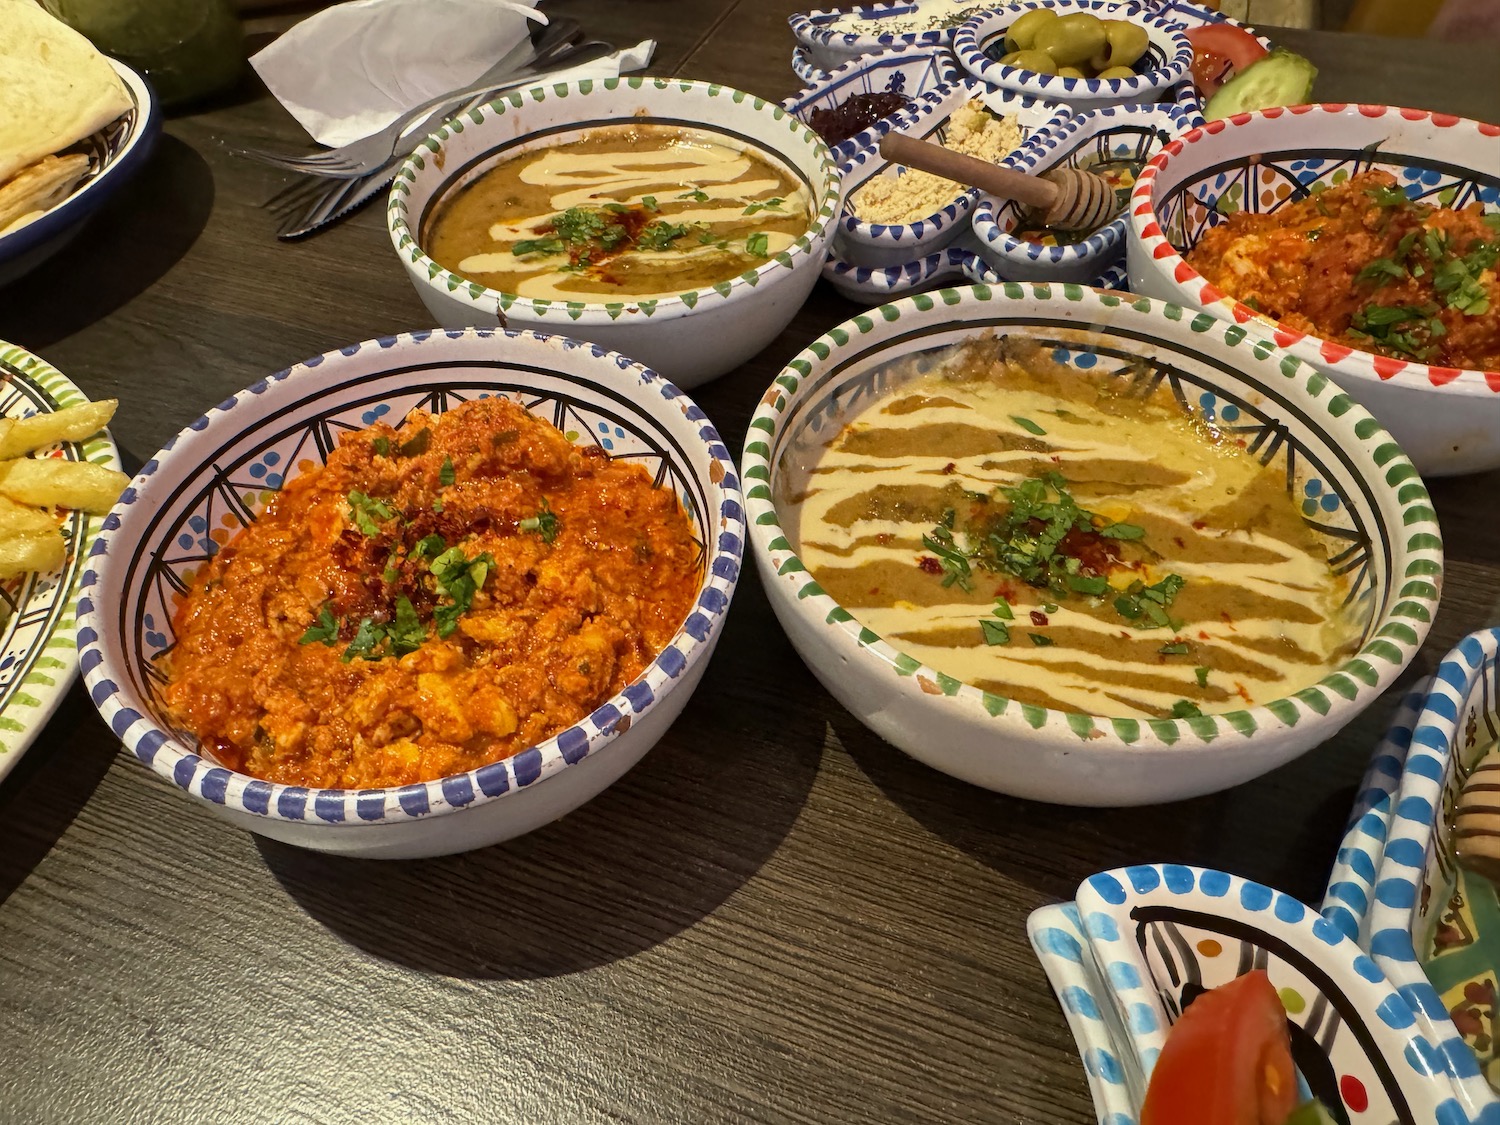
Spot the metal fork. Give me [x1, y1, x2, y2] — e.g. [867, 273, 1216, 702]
[233, 17, 585, 178]
[269, 40, 615, 239]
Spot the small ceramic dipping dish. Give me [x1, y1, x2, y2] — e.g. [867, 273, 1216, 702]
[971, 102, 1186, 283]
[953, 1, 1193, 110]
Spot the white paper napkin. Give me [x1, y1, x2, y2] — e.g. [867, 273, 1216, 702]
[251, 0, 654, 148]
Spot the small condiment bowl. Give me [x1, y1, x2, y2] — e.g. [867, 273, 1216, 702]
[0, 58, 160, 286]
[953, 1, 1193, 110]
[1127, 104, 1500, 476]
[1343, 630, 1500, 1113]
[971, 102, 1185, 283]
[1033, 864, 1472, 1122]
[741, 283, 1440, 806]
[789, 0, 994, 74]
[386, 77, 841, 388]
[76, 328, 744, 860]
[780, 45, 962, 165]
[834, 78, 1069, 268]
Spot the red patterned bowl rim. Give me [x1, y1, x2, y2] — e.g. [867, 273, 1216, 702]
[1128, 103, 1500, 394]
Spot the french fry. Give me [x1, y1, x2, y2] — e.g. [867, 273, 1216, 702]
[0, 495, 60, 536]
[0, 399, 117, 459]
[0, 457, 128, 513]
[0, 531, 65, 580]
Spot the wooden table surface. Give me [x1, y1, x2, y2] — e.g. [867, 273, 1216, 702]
[2, 4, 1498, 1122]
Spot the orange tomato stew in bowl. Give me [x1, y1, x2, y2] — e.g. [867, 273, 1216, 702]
[163, 397, 700, 790]
[1186, 169, 1500, 371]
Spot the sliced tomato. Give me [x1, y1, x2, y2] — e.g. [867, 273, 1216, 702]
[1140, 969, 1300, 1125]
[1186, 23, 1269, 94]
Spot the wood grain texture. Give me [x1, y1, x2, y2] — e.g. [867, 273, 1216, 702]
[0, 3, 1497, 1122]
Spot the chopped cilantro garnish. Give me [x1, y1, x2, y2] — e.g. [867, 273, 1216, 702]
[992, 597, 1014, 620]
[1194, 666, 1210, 688]
[412, 533, 447, 559]
[299, 602, 339, 646]
[678, 188, 711, 202]
[921, 526, 973, 591]
[1113, 573, 1185, 630]
[641, 195, 658, 211]
[341, 616, 386, 663]
[347, 490, 396, 537]
[1028, 633, 1053, 646]
[399, 428, 430, 458]
[1366, 185, 1408, 207]
[518, 498, 560, 544]
[1097, 522, 1145, 540]
[638, 221, 695, 252]
[439, 457, 455, 487]
[387, 595, 426, 657]
[980, 619, 1011, 645]
[742, 197, 785, 216]
[1009, 415, 1047, 436]
[1067, 574, 1109, 596]
[745, 232, 770, 258]
[1159, 641, 1190, 655]
[1170, 699, 1203, 719]
[371, 436, 390, 457]
[1355, 257, 1406, 287]
[430, 547, 496, 637]
[512, 236, 565, 257]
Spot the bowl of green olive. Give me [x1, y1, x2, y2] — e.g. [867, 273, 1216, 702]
[953, 1, 1193, 109]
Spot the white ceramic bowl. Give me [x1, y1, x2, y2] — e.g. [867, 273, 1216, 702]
[387, 77, 841, 388]
[77, 329, 744, 859]
[780, 45, 962, 165]
[953, 1, 1193, 110]
[834, 78, 1068, 268]
[789, 0, 992, 73]
[1127, 104, 1500, 476]
[0, 58, 160, 286]
[743, 284, 1440, 806]
[972, 102, 1185, 283]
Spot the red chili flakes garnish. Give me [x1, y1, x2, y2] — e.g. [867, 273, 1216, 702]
[1174, 536, 1185, 548]
[875, 532, 893, 546]
[1220, 611, 1237, 631]
[1235, 682, 1252, 703]
[1029, 610, 1049, 627]
[1198, 630, 1210, 640]
[918, 556, 943, 575]
[942, 462, 957, 475]
[1191, 519, 1207, 530]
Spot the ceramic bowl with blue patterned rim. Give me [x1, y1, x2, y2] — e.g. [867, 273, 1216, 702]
[1040, 864, 1482, 1123]
[971, 102, 1186, 284]
[386, 77, 841, 389]
[75, 328, 745, 860]
[0, 59, 160, 286]
[1321, 679, 1430, 948]
[0, 342, 122, 787]
[834, 79, 1069, 269]
[791, 45, 829, 87]
[1361, 630, 1500, 1112]
[780, 45, 962, 165]
[820, 229, 1127, 303]
[1127, 104, 1500, 477]
[789, 0, 1002, 74]
[953, 2, 1194, 110]
[742, 284, 1441, 806]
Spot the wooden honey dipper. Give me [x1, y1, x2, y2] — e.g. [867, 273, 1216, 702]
[879, 132, 1119, 232]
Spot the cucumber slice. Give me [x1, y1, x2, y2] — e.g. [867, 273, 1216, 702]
[1203, 48, 1318, 120]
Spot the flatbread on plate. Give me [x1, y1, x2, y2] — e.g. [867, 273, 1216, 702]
[0, 0, 131, 186]
[0, 153, 90, 234]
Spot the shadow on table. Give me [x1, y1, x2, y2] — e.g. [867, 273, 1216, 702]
[829, 687, 1403, 910]
[258, 572, 823, 979]
[0, 136, 214, 349]
[0, 684, 119, 906]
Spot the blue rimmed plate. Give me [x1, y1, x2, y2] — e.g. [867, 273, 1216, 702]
[1035, 864, 1485, 1125]
[0, 59, 161, 286]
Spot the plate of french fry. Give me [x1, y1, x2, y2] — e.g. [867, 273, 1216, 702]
[0, 340, 127, 784]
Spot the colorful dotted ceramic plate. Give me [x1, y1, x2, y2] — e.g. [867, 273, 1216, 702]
[0, 341, 122, 785]
[1035, 864, 1488, 1125]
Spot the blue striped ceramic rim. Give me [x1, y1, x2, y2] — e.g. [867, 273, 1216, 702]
[953, 1, 1193, 103]
[820, 240, 1128, 299]
[780, 45, 963, 164]
[1367, 630, 1500, 1117]
[1074, 863, 1480, 1123]
[75, 328, 745, 827]
[0, 59, 161, 268]
[972, 102, 1189, 272]
[789, 2, 968, 56]
[1321, 678, 1431, 945]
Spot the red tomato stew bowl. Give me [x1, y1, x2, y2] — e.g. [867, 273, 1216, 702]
[75, 329, 744, 860]
[1126, 103, 1500, 476]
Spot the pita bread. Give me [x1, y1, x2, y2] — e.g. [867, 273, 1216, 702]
[0, 1, 132, 186]
[0, 152, 89, 230]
